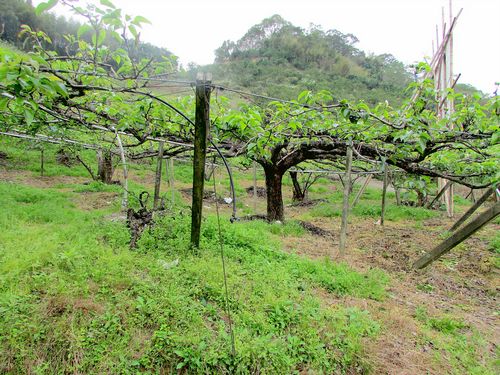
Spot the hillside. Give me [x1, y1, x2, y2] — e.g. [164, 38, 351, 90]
[0, 0, 176, 65]
[186, 15, 413, 105]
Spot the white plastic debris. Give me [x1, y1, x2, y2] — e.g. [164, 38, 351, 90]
[158, 259, 179, 270]
[223, 197, 233, 204]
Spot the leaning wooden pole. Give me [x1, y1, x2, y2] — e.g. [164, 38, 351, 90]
[413, 202, 500, 269]
[426, 180, 453, 209]
[339, 140, 353, 256]
[449, 186, 495, 232]
[351, 175, 372, 208]
[153, 141, 165, 210]
[191, 74, 211, 248]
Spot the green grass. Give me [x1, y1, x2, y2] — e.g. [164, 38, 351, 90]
[0, 138, 95, 178]
[414, 306, 497, 374]
[310, 201, 438, 221]
[0, 181, 386, 373]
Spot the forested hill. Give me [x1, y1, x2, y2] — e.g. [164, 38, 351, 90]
[0, 0, 176, 65]
[188, 15, 413, 105]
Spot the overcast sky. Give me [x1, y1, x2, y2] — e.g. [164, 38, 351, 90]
[46, 0, 499, 93]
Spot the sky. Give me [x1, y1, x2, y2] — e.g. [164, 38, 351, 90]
[45, 0, 500, 93]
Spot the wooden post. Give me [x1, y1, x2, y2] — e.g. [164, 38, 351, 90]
[339, 139, 353, 256]
[40, 148, 44, 177]
[253, 161, 257, 213]
[191, 74, 211, 248]
[380, 163, 389, 226]
[413, 202, 500, 269]
[449, 186, 495, 232]
[153, 141, 165, 210]
[351, 175, 372, 208]
[115, 131, 128, 209]
[426, 180, 453, 209]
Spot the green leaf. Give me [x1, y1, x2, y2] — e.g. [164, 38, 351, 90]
[97, 29, 106, 46]
[128, 24, 138, 39]
[35, 0, 58, 16]
[100, 0, 116, 8]
[24, 109, 34, 126]
[77, 24, 93, 39]
[132, 16, 151, 25]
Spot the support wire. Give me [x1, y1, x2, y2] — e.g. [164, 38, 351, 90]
[212, 170, 236, 357]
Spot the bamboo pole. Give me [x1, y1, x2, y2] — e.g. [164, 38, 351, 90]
[153, 141, 165, 210]
[253, 161, 257, 213]
[426, 180, 453, 209]
[380, 163, 389, 226]
[339, 140, 353, 256]
[414, 202, 500, 269]
[40, 148, 44, 177]
[449, 186, 495, 232]
[115, 131, 128, 209]
[351, 175, 372, 208]
[170, 158, 175, 207]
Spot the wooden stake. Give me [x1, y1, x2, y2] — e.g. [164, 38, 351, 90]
[40, 148, 44, 177]
[351, 175, 372, 208]
[153, 141, 165, 210]
[339, 140, 353, 256]
[191, 74, 211, 248]
[449, 186, 495, 232]
[380, 162, 389, 226]
[413, 202, 499, 269]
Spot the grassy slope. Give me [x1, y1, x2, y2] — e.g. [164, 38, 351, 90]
[1, 138, 498, 374]
[0, 141, 386, 373]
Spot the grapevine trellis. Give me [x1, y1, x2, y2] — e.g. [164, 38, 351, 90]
[0, 0, 498, 269]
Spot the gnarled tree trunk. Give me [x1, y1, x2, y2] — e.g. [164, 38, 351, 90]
[263, 164, 285, 222]
[290, 171, 307, 202]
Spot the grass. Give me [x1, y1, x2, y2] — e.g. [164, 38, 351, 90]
[0, 181, 386, 373]
[414, 306, 497, 374]
[310, 201, 438, 222]
[1, 137, 497, 373]
[0, 138, 95, 179]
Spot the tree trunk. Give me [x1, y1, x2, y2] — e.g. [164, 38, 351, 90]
[290, 171, 306, 202]
[97, 149, 114, 184]
[264, 165, 285, 222]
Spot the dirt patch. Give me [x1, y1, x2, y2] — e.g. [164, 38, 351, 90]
[0, 169, 87, 189]
[45, 295, 104, 317]
[74, 191, 118, 210]
[282, 208, 499, 373]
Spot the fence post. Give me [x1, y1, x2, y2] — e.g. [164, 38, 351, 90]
[191, 73, 211, 248]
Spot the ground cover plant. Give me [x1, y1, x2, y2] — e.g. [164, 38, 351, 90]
[0, 179, 388, 373]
